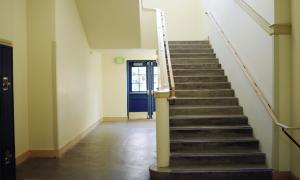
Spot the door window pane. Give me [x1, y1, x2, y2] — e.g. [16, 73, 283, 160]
[153, 67, 159, 91]
[140, 83, 147, 91]
[131, 67, 147, 92]
[132, 84, 139, 91]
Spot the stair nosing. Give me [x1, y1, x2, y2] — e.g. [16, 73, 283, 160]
[170, 114, 246, 118]
[170, 152, 265, 157]
[170, 105, 242, 109]
[173, 69, 223, 71]
[170, 138, 258, 143]
[170, 126, 252, 130]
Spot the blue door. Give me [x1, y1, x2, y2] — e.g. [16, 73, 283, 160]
[127, 60, 158, 119]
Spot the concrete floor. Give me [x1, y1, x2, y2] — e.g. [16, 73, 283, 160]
[16, 120, 156, 180]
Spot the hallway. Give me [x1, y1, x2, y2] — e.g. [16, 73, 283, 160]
[16, 120, 156, 180]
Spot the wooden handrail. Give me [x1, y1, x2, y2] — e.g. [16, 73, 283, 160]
[206, 12, 300, 131]
[141, 0, 175, 98]
[160, 11, 175, 98]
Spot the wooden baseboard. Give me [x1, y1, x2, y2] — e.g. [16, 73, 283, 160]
[273, 171, 300, 180]
[273, 171, 291, 180]
[16, 149, 58, 165]
[57, 119, 102, 157]
[103, 117, 128, 122]
[16, 119, 102, 165]
[292, 174, 300, 180]
[16, 151, 31, 165]
[30, 150, 58, 158]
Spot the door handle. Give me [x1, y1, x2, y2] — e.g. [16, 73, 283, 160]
[151, 90, 154, 96]
[4, 150, 13, 165]
[2, 77, 11, 91]
[147, 90, 150, 95]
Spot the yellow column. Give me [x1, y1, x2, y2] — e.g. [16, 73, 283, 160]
[155, 90, 170, 167]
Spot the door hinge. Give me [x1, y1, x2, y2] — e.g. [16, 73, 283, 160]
[2, 77, 11, 91]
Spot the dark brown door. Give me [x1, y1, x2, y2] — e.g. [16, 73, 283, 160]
[0, 44, 16, 180]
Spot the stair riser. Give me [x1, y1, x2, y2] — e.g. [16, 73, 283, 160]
[170, 141, 259, 153]
[170, 118, 248, 126]
[170, 49, 214, 54]
[171, 129, 252, 139]
[169, 44, 212, 49]
[169, 41, 210, 45]
[176, 83, 231, 90]
[175, 90, 235, 97]
[170, 107, 243, 116]
[171, 54, 216, 58]
[174, 76, 227, 83]
[173, 99, 238, 106]
[170, 155, 265, 166]
[173, 64, 221, 69]
[171, 59, 218, 64]
[167, 171, 272, 180]
[173, 70, 224, 76]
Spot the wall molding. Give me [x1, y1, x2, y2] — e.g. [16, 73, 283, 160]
[102, 117, 128, 122]
[0, 38, 13, 46]
[234, 0, 291, 35]
[16, 119, 102, 165]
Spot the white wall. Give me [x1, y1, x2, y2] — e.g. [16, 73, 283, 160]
[140, 0, 208, 48]
[243, 0, 275, 24]
[55, 0, 103, 148]
[204, 0, 275, 166]
[205, 0, 274, 105]
[0, 0, 29, 157]
[100, 49, 156, 118]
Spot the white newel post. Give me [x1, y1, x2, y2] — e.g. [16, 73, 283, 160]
[155, 90, 170, 168]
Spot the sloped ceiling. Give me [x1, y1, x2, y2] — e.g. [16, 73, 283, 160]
[75, 0, 141, 49]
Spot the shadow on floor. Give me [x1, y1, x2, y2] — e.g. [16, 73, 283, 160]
[17, 120, 156, 180]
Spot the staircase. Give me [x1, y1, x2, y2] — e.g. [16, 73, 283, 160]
[150, 41, 272, 180]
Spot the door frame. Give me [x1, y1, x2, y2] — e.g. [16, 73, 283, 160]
[127, 60, 157, 120]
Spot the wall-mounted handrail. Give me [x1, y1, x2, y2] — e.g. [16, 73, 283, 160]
[205, 11, 300, 148]
[206, 11, 300, 130]
[234, 0, 291, 35]
[205, 12, 299, 130]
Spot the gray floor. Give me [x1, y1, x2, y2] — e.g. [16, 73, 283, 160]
[16, 120, 156, 180]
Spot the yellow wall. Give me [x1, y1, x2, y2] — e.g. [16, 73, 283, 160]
[291, 0, 300, 177]
[0, 0, 29, 156]
[55, 0, 103, 148]
[273, 0, 292, 172]
[75, 0, 141, 49]
[27, 0, 57, 150]
[141, 0, 208, 48]
[100, 49, 156, 118]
